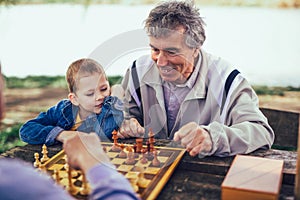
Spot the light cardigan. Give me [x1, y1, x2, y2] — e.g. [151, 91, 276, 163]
[122, 50, 274, 157]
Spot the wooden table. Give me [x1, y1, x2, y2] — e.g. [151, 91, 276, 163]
[0, 141, 297, 200]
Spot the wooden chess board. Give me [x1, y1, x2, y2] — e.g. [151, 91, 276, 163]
[41, 142, 186, 200]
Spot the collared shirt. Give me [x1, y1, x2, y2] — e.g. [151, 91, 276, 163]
[162, 54, 202, 133]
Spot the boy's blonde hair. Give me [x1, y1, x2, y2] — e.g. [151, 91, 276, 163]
[66, 58, 107, 93]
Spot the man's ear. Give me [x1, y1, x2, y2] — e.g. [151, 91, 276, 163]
[193, 48, 200, 58]
[68, 93, 79, 106]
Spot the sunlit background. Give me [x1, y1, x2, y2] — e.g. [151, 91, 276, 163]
[0, 0, 300, 86]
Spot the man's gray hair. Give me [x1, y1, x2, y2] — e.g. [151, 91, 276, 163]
[144, 0, 206, 48]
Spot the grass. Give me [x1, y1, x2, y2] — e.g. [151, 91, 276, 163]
[0, 123, 26, 153]
[252, 85, 300, 96]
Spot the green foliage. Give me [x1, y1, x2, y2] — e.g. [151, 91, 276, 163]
[4, 75, 122, 89]
[253, 85, 286, 96]
[4, 75, 67, 89]
[0, 0, 18, 5]
[108, 75, 123, 86]
[0, 123, 26, 153]
[253, 85, 300, 96]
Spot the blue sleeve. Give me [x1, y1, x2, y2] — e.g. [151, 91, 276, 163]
[0, 159, 72, 200]
[87, 164, 140, 200]
[19, 100, 71, 146]
[99, 96, 124, 140]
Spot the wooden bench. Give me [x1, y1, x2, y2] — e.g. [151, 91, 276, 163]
[260, 107, 299, 149]
[260, 107, 300, 199]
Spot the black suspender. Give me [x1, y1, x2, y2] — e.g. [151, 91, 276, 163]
[225, 69, 240, 96]
[131, 60, 142, 103]
[221, 69, 240, 113]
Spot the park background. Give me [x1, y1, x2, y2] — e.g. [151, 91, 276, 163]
[0, 0, 300, 153]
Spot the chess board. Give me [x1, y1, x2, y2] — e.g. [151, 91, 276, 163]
[41, 142, 186, 200]
[42, 150, 90, 199]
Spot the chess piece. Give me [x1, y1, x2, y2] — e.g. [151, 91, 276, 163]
[126, 151, 135, 165]
[140, 149, 148, 165]
[53, 169, 60, 184]
[148, 129, 155, 152]
[33, 152, 41, 168]
[63, 155, 69, 171]
[145, 142, 154, 160]
[80, 172, 90, 195]
[41, 144, 49, 163]
[151, 150, 160, 167]
[126, 172, 139, 192]
[119, 143, 127, 158]
[136, 164, 150, 188]
[136, 138, 143, 153]
[102, 146, 107, 153]
[66, 165, 77, 195]
[132, 144, 139, 159]
[111, 130, 121, 152]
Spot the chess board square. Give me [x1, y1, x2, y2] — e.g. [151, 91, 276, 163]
[157, 156, 168, 163]
[144, 167, 161, 174]
[136, 160, 151, 167]
[125, 171, 140, 179]
[117, 164, 134, 172]
[158, 150, 173, 157]
[48, 164, 64, 171]
[60, 177, 76, 185]
[107, 152, 119, 158]
[111, 158, 125, 165]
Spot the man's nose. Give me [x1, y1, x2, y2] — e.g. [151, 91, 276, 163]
[156, 51, 168, 66]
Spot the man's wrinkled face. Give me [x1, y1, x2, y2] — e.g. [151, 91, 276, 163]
[149, 27, 199, 84]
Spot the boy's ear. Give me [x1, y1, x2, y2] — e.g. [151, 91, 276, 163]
[68, 93, 79, 106]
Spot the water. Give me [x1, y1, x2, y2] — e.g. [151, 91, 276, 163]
[0, 4, 299, 87]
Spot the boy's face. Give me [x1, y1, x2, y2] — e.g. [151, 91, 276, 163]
[69, 72, 110, 119]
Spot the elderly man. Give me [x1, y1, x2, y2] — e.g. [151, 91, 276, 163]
[119, 0, 274, 157]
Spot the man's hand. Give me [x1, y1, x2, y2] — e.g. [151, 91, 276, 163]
[63, 132, 112, 173]
[174, 122, 212, 157]
[118, 118, 145, 138]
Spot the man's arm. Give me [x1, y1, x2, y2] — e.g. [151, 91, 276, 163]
[63, 132, 139, 200]
[175, 79, 274, 157]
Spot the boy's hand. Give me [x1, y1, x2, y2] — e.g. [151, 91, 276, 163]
[118, 118, 145, 138]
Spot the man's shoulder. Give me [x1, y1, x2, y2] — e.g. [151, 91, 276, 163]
[134, 55, 156, 79]
[136, 54, 153, 66]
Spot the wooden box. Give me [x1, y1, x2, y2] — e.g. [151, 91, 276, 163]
[222, 155, 284, 200]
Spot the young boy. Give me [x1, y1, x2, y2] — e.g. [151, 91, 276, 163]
[19, 58, 124, 146]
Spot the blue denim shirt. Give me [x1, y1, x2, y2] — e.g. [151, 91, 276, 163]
[19, 96, 124, 146]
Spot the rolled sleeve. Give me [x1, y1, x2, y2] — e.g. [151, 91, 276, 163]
[45, 126, 65, 146]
